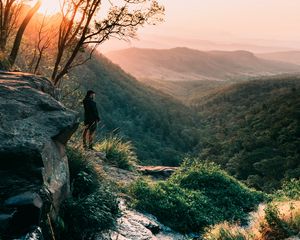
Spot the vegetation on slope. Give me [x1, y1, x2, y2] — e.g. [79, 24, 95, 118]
[139, 78, 229, 104]
[203, 179, 300, 240]
[61, 55, 300, 195]
[194, 76, 300, 192]
[65, 52, 201, 166]
[58, 147, 119, 240]
[129, 159, 264, 233]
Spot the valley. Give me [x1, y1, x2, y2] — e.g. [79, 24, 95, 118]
[105, 47, 300, 103]
[62, 51, 300, 193]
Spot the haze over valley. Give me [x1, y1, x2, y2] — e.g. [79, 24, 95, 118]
[105, 47, 300, 102]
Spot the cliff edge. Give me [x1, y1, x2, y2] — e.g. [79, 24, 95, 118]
[0, 72, 79, 239]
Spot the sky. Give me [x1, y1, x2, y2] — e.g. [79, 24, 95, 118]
[100, 0, 300, 52]
[37, 0, 300, 52]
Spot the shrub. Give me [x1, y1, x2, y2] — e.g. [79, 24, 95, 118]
[259, 203, 299, 240]
[203, 222, 248, 240]
[129, 159, 265, 233]
[58, 147, 119, 240]
[170, 161, 265, 222]
[66, 147, 104, 197]
[203, 200, 300, 240]
[94, 136, 138, 170]
[274, 179, 300, 200]
[130, 179, 215, 232]
[61, 189, 119, 239]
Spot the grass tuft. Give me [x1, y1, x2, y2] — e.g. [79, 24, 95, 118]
[94, 135, 138, 170]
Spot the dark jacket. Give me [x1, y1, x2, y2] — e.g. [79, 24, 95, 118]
[83, 97, 100, 125]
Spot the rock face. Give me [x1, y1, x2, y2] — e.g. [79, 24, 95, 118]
[0, 72, 79, 239]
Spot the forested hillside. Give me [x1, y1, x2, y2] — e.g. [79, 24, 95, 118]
[194, 76, 300, 191]
[65, 52, 201, 165]
[63, 52, 300, 192]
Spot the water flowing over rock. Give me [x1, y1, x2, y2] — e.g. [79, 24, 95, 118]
[98, 199, 187, 240]
[84, 151, 187, 240]
[0, 71, 79, 239]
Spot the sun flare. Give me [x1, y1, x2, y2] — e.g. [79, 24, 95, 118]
[37, 0, 61, 15]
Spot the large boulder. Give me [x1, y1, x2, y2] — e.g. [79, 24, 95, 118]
[0, 71, 79, 238]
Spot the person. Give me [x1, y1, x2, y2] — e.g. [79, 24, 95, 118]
[82, 90, 100, 150]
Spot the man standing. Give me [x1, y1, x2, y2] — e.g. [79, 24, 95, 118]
[83, 90, 100, 150]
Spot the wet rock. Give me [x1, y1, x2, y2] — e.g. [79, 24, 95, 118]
[97, 199, 187, 240]
[24, 227, 44, 240]
[137, 166, 178, 179]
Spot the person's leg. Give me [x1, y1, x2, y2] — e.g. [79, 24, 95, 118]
[88, 123, 97, 149]
[83, 125, 89, 149]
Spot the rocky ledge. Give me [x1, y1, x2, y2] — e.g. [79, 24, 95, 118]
[137, 166, 178, 179]
[0, 72, 79, 239]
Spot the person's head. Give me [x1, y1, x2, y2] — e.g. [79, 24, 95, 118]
[86, 90, 96, 99]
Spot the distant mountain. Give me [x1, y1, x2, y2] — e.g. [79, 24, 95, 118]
[106, 47, 300, 82]
[102, 35, 296, 53]
[258, 51, 300, 65]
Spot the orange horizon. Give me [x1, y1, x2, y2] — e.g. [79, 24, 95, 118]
[33, 0, 300, 52]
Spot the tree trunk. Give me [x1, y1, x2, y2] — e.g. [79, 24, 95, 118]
[8, 0, 41, 67]
[34, 49, 43, 74]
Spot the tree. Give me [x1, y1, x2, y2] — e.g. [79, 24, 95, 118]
[8, 0, 41, 66]
[0, 0, 24, 51]
[0, 0, 41, 67]
[28, 14, 53, 74]
[51, 0, 164, 86]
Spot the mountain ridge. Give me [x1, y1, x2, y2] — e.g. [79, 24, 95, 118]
[106, 47, 300, 82]
[259, 50, 300, 65]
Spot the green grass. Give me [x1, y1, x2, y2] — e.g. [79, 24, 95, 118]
[94, 135, 138, 170]
[129, 159, 265, 233]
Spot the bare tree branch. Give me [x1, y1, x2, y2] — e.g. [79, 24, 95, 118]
[50, 0, 164, 86]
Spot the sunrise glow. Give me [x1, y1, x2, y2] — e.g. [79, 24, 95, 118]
[37, 0, 61, 15]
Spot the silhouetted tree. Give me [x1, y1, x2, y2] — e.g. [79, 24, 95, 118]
[51, 0, 164, 86]
[0, 0, 24, 50]
[9, 0, 41, 66]
[0, 0, 41, 66]
[28, 14, 53, 74]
